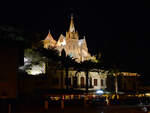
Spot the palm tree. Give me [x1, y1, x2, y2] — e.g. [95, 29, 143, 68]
[60, 54, 77, 90]
[33, 47, 78, 90]
[108, 65, 120, 94]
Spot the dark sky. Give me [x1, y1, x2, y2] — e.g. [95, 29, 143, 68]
[0, 1, 150, 75]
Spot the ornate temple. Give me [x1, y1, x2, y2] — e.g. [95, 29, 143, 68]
[19, 15, 141, 93]
[43, 15, 91, 62]
[41, 15, 107, 91]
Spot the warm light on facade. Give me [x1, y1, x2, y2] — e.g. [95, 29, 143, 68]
[114, 72, 140, 77]
[42, 15, 92, 62]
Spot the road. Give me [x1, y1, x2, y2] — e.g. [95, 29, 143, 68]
[13, 104, 150, 113]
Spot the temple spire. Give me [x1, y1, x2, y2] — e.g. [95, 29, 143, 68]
[49, 29, 50, 34]
[69, 13, 75, 32]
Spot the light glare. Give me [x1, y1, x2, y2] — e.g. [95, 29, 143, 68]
[96, 90, 104, 94]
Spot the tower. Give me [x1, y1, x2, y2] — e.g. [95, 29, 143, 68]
[69, 14, 75, 33]
[66, 14, 79, 40]
[43, 14, 91, 62]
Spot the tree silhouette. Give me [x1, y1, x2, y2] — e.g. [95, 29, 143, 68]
[60, 54, 77, 90]
[37, 47, 78, 90]
[107, 65, 121, 94]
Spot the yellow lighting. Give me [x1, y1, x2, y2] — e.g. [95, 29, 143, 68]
[145, 93, 150, 97]
[114, 72, 140, 77]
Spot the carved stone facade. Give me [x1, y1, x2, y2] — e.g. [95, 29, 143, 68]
[43, 15, 91, 62]
[46, 67, 108, 91]
[42, 15, 108, 91]
[67, 70, 107, 90]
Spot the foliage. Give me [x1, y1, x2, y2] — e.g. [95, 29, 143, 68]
[36, 47, 60, 62]
[89, 55, 99, 63]
[0, 25, 25, 41]
[25, 48, 48, 64]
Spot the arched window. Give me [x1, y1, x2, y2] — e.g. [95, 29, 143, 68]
[101, 79, 104, 86]
[61, 49, 66, 57]
[81, 77, 84, 88]
[94, 79, 97, 86]
[73, 77, 77, 88]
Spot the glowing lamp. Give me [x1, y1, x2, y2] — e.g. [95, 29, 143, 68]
[96, 90, 104, 94]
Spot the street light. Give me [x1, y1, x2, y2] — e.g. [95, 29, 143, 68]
[96, 89, 104, 95]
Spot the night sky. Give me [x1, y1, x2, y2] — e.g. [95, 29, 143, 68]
[0, 1, 150, 76]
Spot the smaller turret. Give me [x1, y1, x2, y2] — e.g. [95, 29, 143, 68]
[43, 31, 57, 49]
[57, 34, 66, 46]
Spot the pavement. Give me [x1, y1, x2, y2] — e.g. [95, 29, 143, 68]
[1, 100, 150, 113]
[14, 103, 150, 113]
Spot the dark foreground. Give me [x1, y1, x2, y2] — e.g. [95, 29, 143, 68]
[17, 105, 150, 113]
[1, 102, 150, 113]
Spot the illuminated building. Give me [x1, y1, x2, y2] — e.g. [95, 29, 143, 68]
[43, 15, 91, 62]
[45, 68, 108, 91]
[107, 72, 141, 93]
[42, 15, 107, 91]
[115, 72, 141, 91]
[19, 13, 107, 90]
[19, 15, 142, 93]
